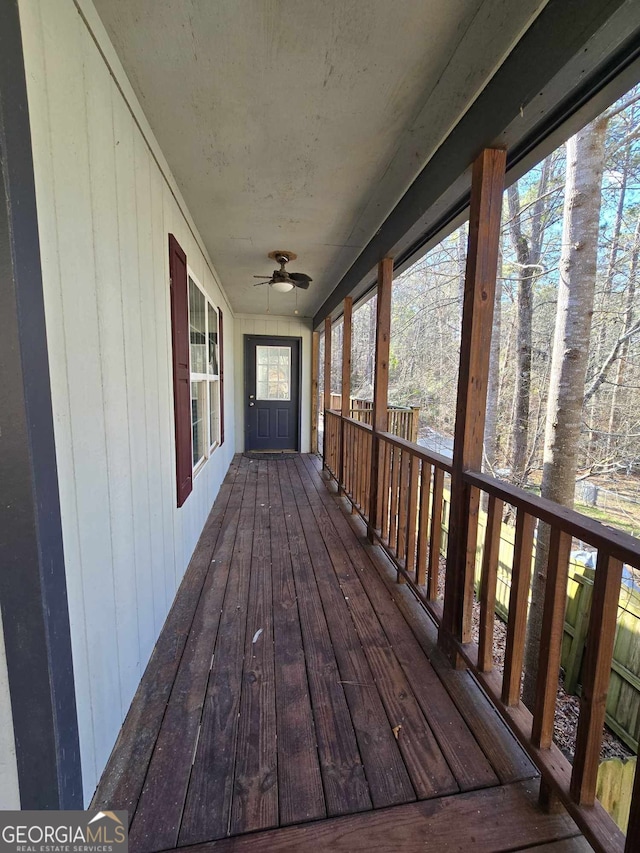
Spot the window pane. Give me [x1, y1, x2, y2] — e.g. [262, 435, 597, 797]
[209, 379, 220, 447]
[189, 277, 206, 374]
[191, 381, 206, 466]
[208, 303, 219, 375]
[256, 345, 291, 400]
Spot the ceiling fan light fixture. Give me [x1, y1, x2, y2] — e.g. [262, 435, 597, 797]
[270, 279, 295, 293]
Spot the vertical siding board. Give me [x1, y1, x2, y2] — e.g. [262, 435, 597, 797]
[134, 134, 165, 636]
[113, 94, 155, 683]
[23, 0, 96, 795]
[150, 163, 176, 611]
[41, 0, 128, 793]
[80, 20, 129, 749]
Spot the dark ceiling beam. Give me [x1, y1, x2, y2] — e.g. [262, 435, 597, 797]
[313, 0, 640, 329]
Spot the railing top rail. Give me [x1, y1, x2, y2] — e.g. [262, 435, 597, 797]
[342, 414, 373, 432]
[350, 397, 417, 412]
[378, 429, 453, 473]
[464, 469, 640, 568]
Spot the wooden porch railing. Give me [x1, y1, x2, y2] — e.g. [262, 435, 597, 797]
[327, 394, 419, 442]
[316, 149, 639, 852]
[322, 406, 639, 852]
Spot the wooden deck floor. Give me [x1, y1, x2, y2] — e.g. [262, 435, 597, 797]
[93, 454, 588, 853]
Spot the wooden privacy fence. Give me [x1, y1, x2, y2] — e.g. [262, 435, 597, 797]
[322, 405, 640, 853]
[598, 756, 637, 833]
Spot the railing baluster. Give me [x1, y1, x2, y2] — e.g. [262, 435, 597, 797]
[532, 527, 572, 748]
[428, 467, 444, 601]
[416, 462, 432, 587]
[571, 551, 623, 805]
[389, 446, 401, 553]
[396, 450, 410, 573]
[406, 455, 420, 578]
[478, 494, 504, 672]
[358, 430, 364, 510]
[381, 438, 391, 543]
[345, 421, 350, 496]
[365, 431, 372, 517]
[502, 509, 536, 706]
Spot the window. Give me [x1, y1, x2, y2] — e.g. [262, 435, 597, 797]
[169, 233, 225, 507]
[189, 273, 221, 470]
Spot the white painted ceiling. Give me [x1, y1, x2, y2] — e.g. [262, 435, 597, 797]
[94, 0, 547, 317]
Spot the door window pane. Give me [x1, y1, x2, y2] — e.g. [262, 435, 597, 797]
[191, 381, 206, 465]
[256, 346, 291, 400]
[189, 277, 206, 374]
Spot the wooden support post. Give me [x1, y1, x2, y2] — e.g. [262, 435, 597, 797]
[367, 258, 393, 542]
[323, 316, 332, 413]
[341, 298, 352, 418]
[338, 298, 353, 494]
[311, 331, 319, 454]
[440, 148, 506, 658]
[410, 407, 420, 443]
[322, 317, 332, 472]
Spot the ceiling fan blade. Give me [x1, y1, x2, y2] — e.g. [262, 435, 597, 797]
[288, 272, 312, 283]
[292, 279, 310, 290]
[253, 280, 272, 286]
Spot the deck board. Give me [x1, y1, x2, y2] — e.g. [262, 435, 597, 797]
[229, 460, 278, 835]
[92, 459, 241, 822]
[282, 459, 417, 808]
[297, 453, 499, 792]
[288, 457, 458, 800]
[179, 458, 257, 844]
[163, 780, 579, 853]
[267, 460, 326, 826]
[93, 455, 585, 853]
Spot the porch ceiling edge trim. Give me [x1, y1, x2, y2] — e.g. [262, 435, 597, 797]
[313, 0, 640, 329]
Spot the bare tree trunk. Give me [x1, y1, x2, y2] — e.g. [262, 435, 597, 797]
[458, 223, 467, 325]
[507, 160, 550, 486]
[507, 183, 533, 485]
[522, 119, 607, 710]
[607, 212, 640, 455]
[484, 249, 503, 472]
[589, 146, 630, 457]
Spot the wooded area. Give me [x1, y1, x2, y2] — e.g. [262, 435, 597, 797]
[346, 84, 640, 537]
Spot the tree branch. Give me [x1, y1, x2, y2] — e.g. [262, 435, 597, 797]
[583, 318, 640, 404]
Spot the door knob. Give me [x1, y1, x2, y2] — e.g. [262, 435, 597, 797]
[249, 394, 255, 399]
[249, 402, 255, 407]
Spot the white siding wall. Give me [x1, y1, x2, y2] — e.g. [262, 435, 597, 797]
[18, 0, 236, 803]
[234, 314, 313, 453]
[0, 609, 20, 809]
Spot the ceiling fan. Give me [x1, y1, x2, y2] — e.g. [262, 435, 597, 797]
[253, 251, 312, 293]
